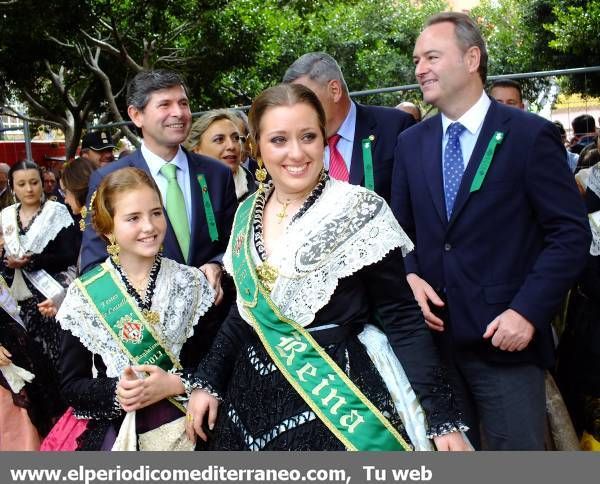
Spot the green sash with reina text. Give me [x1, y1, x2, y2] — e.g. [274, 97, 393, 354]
[229, 194, 411, 451]
[76, 263, 185, 412]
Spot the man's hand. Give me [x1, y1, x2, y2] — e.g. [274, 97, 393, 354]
[406, 273, 445, 331]
[482, 308, 535, 351]
[200, 263, 223, 305]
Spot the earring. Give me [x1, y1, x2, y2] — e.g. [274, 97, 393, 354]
[79, 190, 97, 232]
[107, 234, 120, 266]
[79, 206, 88, 232]
[255, 157, 267, 192]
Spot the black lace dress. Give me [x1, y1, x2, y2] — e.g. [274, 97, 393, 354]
[193, 183, 465, 451]
[0, 203, 77, 429]
[0, 308, 61, 439]
[0, 203, 79, 370]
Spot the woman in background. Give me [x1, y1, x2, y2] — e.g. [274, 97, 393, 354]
[185, 110, 256, 202]
[0, 161, 77, 370]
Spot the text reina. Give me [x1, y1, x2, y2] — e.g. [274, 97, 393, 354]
[276, 333, 365, 434]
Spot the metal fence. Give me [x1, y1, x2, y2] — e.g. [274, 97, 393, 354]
[83, 65, 600, 132]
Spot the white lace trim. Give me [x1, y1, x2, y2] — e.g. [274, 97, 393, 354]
[56, 258, 215, 378]
[0, 201, 73, 257]
[225, 179, 414, 327]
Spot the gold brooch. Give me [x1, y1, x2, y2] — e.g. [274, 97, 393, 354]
[142, 309, 160, 325]
[256, 261, 278, 291]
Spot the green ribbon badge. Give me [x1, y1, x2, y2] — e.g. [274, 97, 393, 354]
[197, 174, 219, 242]
[361, 135, 375, 191]
[470, 131, 505, 193]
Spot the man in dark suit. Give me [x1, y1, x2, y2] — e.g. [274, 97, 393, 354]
[80, 70, 237, 308]
[391, 12, 590, 449]
[283, 52, 414, 203]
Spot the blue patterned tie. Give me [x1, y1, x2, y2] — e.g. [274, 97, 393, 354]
[443, 122, 466, 219]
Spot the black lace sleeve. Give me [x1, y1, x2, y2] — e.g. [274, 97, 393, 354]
[358, 247, 466, 436]
[191, 304, 254, 398]
[58, 330, 122, 420]
[25, 223, 79, 273]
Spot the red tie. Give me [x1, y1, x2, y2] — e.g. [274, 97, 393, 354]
[327, 134, 349, 182]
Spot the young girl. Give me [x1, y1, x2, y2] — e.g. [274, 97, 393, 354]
[53, 167, 214, 450]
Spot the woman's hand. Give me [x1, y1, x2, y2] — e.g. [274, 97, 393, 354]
[116, 365, 184, 412]
[0, 345, 12, 367]
[433, 431, 472, 451]
[116, 367, 143, 412]
[185, 389, 220, 443]
[4, 255, 30, 269]
[38, 299, 58, 317]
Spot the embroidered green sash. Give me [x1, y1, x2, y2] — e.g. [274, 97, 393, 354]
[76, 263, 185, 412]
[229, 195, 410, 451]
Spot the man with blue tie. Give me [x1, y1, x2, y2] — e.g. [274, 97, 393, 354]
[283, 52, 415, 203]
[391, 12, 591, 449]
[80, 70, 237, 353]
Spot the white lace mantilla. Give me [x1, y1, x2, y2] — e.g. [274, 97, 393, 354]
[587, 163, 600, 256]
[0, 201, 73, 257]
[56, 258, 215, 378]
[224, 179, 414, 327]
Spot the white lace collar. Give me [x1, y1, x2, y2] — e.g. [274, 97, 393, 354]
[0, 201, 73, 257]
[57, 257, 214, 378]
[225, 179, 414, 328]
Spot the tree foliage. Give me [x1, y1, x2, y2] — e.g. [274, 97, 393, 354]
[472, 0, 600, 98]
[2, 0, 598, 152]
[544, 0, 600, 95]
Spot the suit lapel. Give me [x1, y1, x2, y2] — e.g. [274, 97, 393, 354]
[349, 104, 376, 185]
[185, 150, 207, 263]
[421, 116, 447, 225]
[448, 101, 510, 227]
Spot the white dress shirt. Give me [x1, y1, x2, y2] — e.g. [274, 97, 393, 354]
[441, 91, 492, 173]
[324, 101, 357, 173]
[141, 142, 192, 227]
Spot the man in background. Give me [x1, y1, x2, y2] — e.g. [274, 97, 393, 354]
[283, 52, 415, 203]
[80, 131, 116, 167]
[0, 163, 14, 211]
[489, 79, 525, 110]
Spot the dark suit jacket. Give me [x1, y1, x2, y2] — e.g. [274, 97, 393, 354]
[391, 100, 591, 367]
[0, 188, 14, 212]
[80, 148, 237, 273]
[348, 104, 415, 203]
